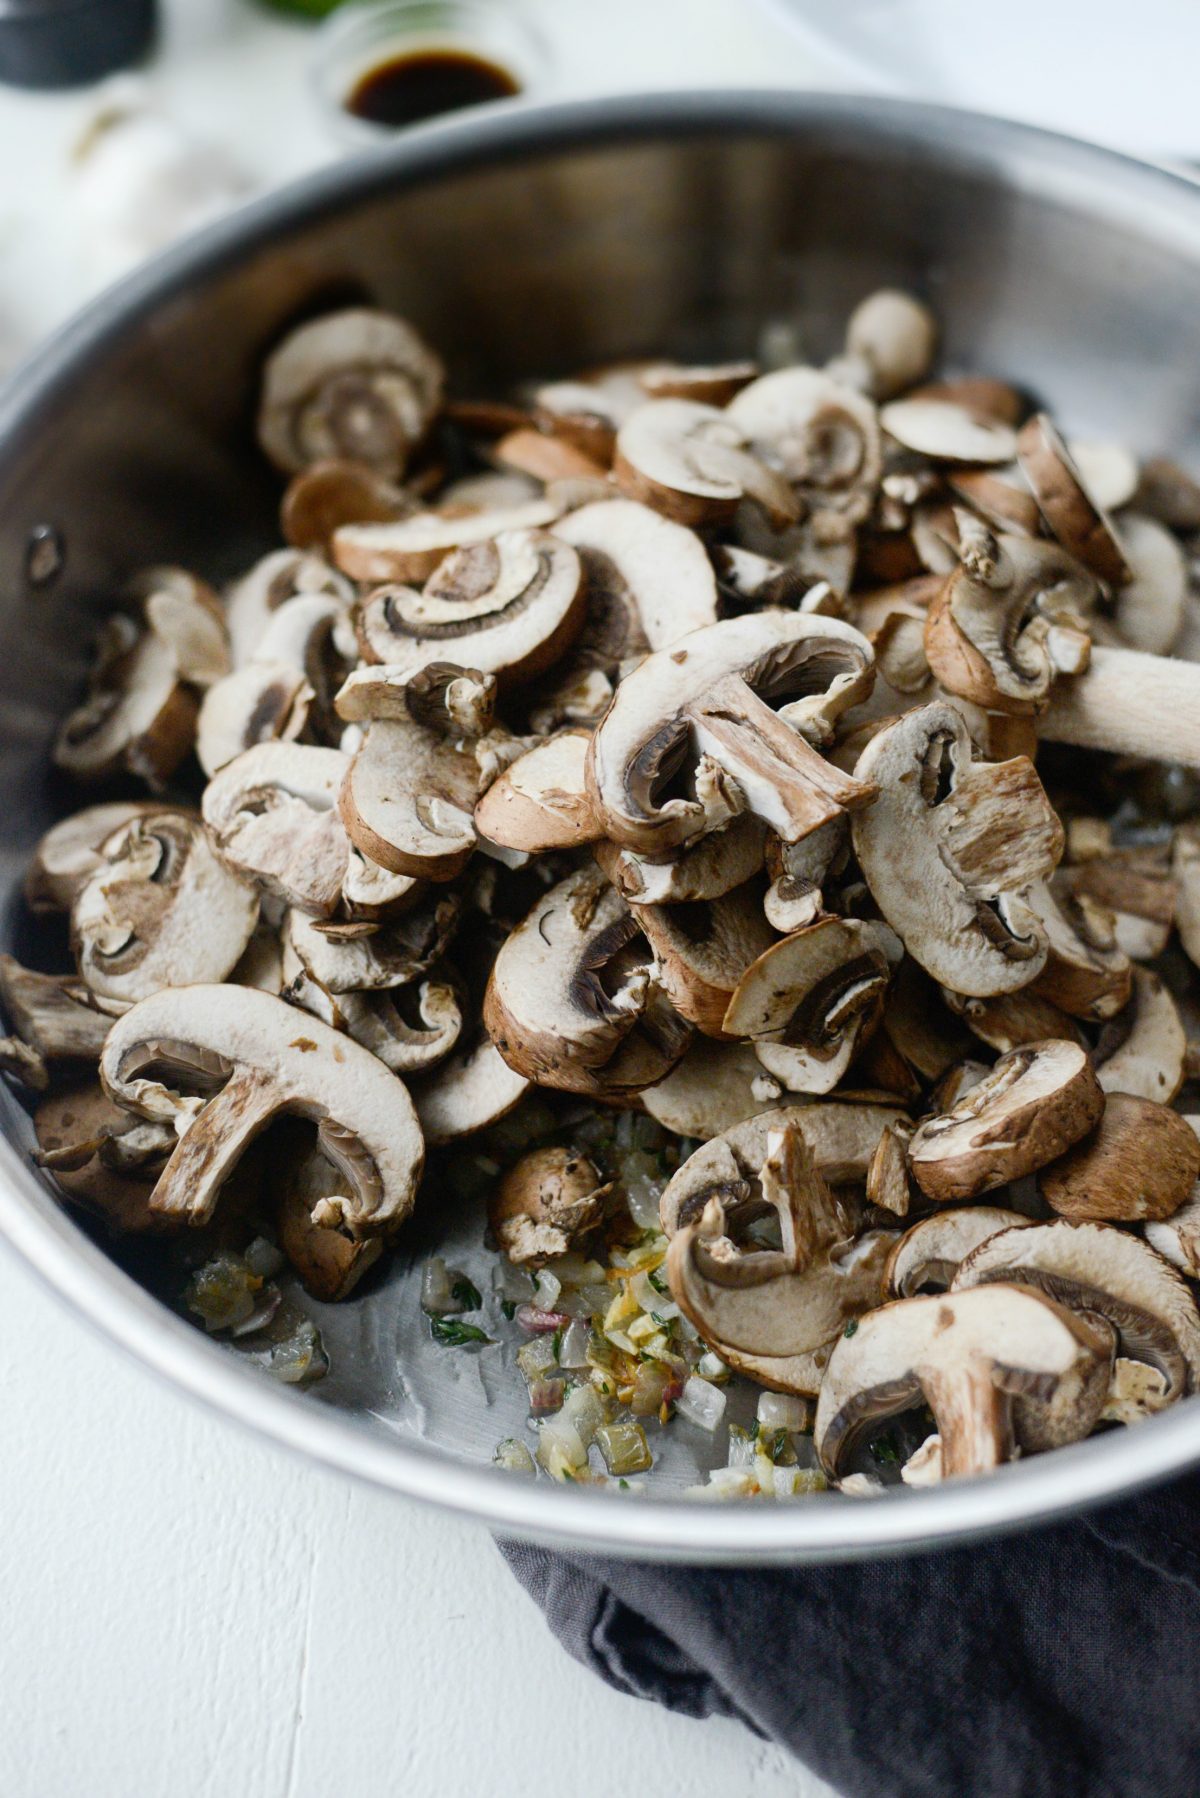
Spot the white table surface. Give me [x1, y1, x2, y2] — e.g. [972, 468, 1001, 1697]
[0, 3, 843, 1794]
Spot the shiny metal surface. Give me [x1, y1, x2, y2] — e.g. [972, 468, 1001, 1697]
[2, 92, 1200, 1561]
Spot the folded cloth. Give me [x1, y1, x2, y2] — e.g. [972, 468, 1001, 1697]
[500, 1470, 1200, 1798]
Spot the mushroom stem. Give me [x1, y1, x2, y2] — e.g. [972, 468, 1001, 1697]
[148, 1070, 278, 1225]
[1041, 646, 1200, 767]
[922, 1364, 1012, 1476]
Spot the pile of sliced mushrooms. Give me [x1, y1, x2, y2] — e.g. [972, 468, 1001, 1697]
[15, 287, 1200, 1493]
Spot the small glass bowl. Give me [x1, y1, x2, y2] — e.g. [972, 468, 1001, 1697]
[313, 0, 552, 148]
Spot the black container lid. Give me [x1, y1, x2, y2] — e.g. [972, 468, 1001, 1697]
[0, 0, 156, 90]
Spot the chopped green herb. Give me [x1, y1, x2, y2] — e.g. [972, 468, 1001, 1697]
[647, 1268, 668, 1294]
[843, 1319, 859, 1338]
[618, 1478, 630, 1491]
[500, 1299, 517, 1321]
[551, 1326, 565, 1361]
[749, 1420, 760, 1441]
[451, 1276, 483, 1311]
[430, 1316, 492, 1347]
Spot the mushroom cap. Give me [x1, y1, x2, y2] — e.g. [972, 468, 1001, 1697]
[814, 1284, 1114, 1479]
[552, 497, 719, 649]
[412, 1037, 529, 1146]
[34, 1082, 166, 1236]
[72, 812, 258, 1006]
[483, 866, 691, 1097]
[339, 717, 482, 880]
[332, 497, 562, 585]
[1094, 968, 1186, 1104]
[24, 800, 168, 914]
[488, 1145, 609, 1266]
[1016, 413, 1131, 585]
[851, 700, 1063, 997]
[844, 289, 937, 399]
[630, 880, 776, 1038]
[879, 398, 1018, 465]
[1110, 513, 1188, 654]
[596, 814, 768, 906]
[640, 1038, 779, 1140]
[54, 626, 197, 784]
[473, 729, 599, 853]
[953, 1218, 1200, 1401]
[280, 456, 416, 552]
[587, 611, 877, 853]
[224, 548, 352, 668]
[99, 984, 424, 1236]
[908, 1039, 1104, 1203]
[202, 741, 351, 917]
[726, 367, 883, 532]
[614, 397, 800, 529]
[257, 307, 443, 478]
[1040, 1092, 1200, 1223]
[885, 1207, 1032, 1297]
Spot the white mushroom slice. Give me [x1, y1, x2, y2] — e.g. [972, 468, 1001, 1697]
[473, 730, 599, 853]
[711, 543, 817, 612]
[885, 1208, 1032, 1298]
[284, 899, 457, 1004]
[196, 591, 342, 776]
[945, 466, 1043, 537]
[1059, 844, 1175, 964]
[953, 1219, 1200, 1402]
[852, 701, 1063, 997]
[900, 1436, 945, 1486]
[492, 426, 608, 486]
[532, 364, 649, 459]
[659, 1100, 911, 1237]
[587, 612, 878, 854]
[726, 368, 882, 535]
[614, 398, 800, 530]
[638, 359, 758, 406]
[54, 622, 197, 785]
[1040, 1092, 1200, 1223]
[1015, 414, 1131, 585]
[202, 741, 351, 917]
[907, 377, 1026, 425]
[341, 847, 420, 919]
[489, 1146, 610, 1266]
[100, 985, 424, 1236]
[0, 955, 113, 1063]
[1109, 512, 1188, 653]
[711, 1247, 894, 1400]
[843, 290, 937, 399]
[762, 817, 848, 934]
[1068, 439, 1139, 514]
[1102, 1359, 1172, 1426]
[723, 917, 901, 1095]
[483, 867, 691, 1098]
[1175, 823, 1200, 973]
[72, 812, 258, 1006]
[814, 1286, 1114, 1480]
[271, 1122, 383, 1302]
[340, 718, 483, 880]
[412, 1037, 529, 1146]
[924, 521, 1096, 714]
[281, 456, 417, 552]
[908, 1041, 1104, 1203]
[629, 881, 776, 1037]
[641, 1039, 779, 1140]
[230, 926, 284, 996]
[1025, 881, 1132, 1022]
[24, 801, 166, 913]
[134, 566, 230, 688]
[258, 308, 443, 478]
[224, 549, 353, 668]
[879, 398, 1018, 466]
[596, 816, 768, 907]
[440, 469, 541, 510]
[928, 1058, 991, 1113]
[1145, 1140, 1200, 1275]
[335, 978, 463, 1075]
[332, 497, 562, 584]
[1094, 969, 1186, 1102]
[553, 497, 719, 650]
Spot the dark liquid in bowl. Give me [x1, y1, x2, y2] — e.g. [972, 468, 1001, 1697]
[345, 49, 519, 127]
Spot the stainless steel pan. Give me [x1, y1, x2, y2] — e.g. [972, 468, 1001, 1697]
[2, 92, 1199, 1561]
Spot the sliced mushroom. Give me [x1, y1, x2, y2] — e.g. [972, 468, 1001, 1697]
[341, 847, 420, 921]
[1110, 513, 1188, 653]
[865, 1124, 911, 1217]
[335, 978, 463, 1074]
[473, 730, 599, 853]
[196, 591, 343, 776]
[202, 742, 351, 917]
[283, 892, 458, 1000]
[843, 289, 937, 399]
[638, 359, 758, 406]
[1102, 1359, 1173, 1426]
[24, 801, 166, 913]
[339, 717, 484, 880]
[280, 456, 417, 551]
[880, 398, 1018, 466]
[711, 543, 817, 614]
[885, 1208, 1032, 1297]
[942, 985, 1086, 1056]
[1024, 881, 1132, 1022]
[953, 1219, 1200, 1402]
[271, 1120, 384, 1301]
[134, 566, 230, 689]
[482, 867, 691, 1097]
[1016, 414, 1131, 585]
[54, 619, 197, 785]
[489, 1146, 611, 1266]
[945, 466, 1043, 537]
[100, 984, 424, 1235]
[908, 1041, 1104, 1203]
[1145, 1135, 1200, 1274]
[258, 308, 443, 478]
[492, 426, 608, 486]
[224, 548, 353, 668]
[1040, 1092, 1200, 1223]
[1173, 823, 1200, 969]
[726, 368, 882, 537]
[72, 812, 258, 1006]
[332, 497, 562, 584]
[1133, 457, 1200, 531]
[412, 1035, 529, 1145]
[873, 957, 975, 1083]
[1094, 969, 1186, 1102]
[1059, 845, 1176, 964]
[851, 700, 1064, 996]
[553, 497, 719, 650]
[531, 363, 648, 460]
[34, 1082, 167, 1235]
[723, 917, 901, 1094]
[0, 955, 113, 1063]
[596, 815, 768, 906]
[587, 612, 878, 854]
[814, 1285, 1114, 1479]
[762, 815, 848, 932]
[640, 1038, 779, 1140]
[614, 398, 800, 530]
[630, 881, 776, 1037]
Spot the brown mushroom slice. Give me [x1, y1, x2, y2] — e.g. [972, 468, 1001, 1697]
[596, 815, 768, 906]
[614, 398, 800, 530]
[909, 1041, 1104, 1203]
[945, 466, 1043, 537]
[332, 497, 562, 584]
[273, 1125, 384, 1302]
[257, 308, 443, 478]
[866, 1124, 912, 1217]
[726, 368, 883, 536]
[723, 917, 901, 1095]
[489, 1146, 611, 1266]
[1024, 881, 1132, 1022]
[953, 1219, 1200, 1402]
[24, 801, 167, 913]
[1109, 513, 1188, 654]
[814, 1285, 1114, 1480]
[341, 847, 421, 920]
[641, 1039, 779, 1140]
[34, 1082, 167, 1235]
[281, 456, 417, 551]
[72, 812, 258, 1006]
[1094, 969, 1186, 1103]
[100, 984, 424, 1236]
[1040, 1092, 1200, 1223]
[532, 364, 649, 460]
[885, 1208, 1032, 1298]
[337, 978, 463, 1075]
[553, 497, 719, 651]
[880, 398, 1018, 466]
[340, 718, 483, 880]
[763, 816, 848, 932]
[483, 867, 691, 1098]
[202, 742, 351, 917]
[851, 700, 1063, 997]
[412, 1036, 529, 1146]
[874, 958, 974, 1084]
[629, 881, 776, 1038]
[1174, 823, 1200, 970]
[224, 549, 353, 668]
[133, 566, 230, 689]
[587, 612, 878, 855]
[474, 730, 599, 853]
[659, 1100, 911, 1237]
[1145, 1135, 1200, 1275]
[284, 889, 458, 996]
[941, 985, 1087, 1056]
[1059, 845, 1176, 964]
[199, 590, 345, 777]
[1015, 413, 1131, 585]
[907, 377, 1027, 426]
[54, 621, 197, 785]
[843, 290, 937, 399]
[924, 521, 1096, 715]
[0, 956, 113, 1064]
[492, 425, 609, 486]
[399, 661, 497, 739]
[637, 359, 758, 406]
[1133, 456, 1200, 531]
[711, 543, 818, 614]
